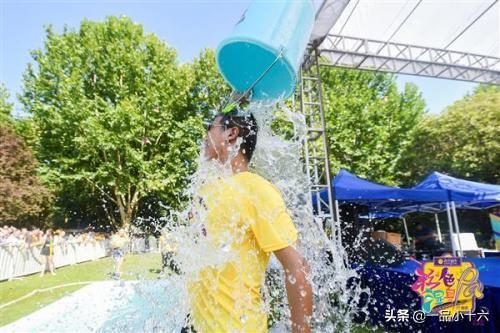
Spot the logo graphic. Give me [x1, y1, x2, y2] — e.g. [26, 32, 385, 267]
[411, 257, 484, 317]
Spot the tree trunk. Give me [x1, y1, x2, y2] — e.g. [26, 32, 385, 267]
[115, 188, 140, 228]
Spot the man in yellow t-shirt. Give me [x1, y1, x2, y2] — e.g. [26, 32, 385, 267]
[186, 108, 312, 333]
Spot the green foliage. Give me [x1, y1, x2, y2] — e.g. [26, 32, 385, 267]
[0, 84, 14, 125]
[187, 48, 231, 117]
[399, 85, 500, 184]
[21, 17, 205, 226]
[18, 14, 495, 233]
[320, 67, 426, 185]
[0, 84, 39, 150]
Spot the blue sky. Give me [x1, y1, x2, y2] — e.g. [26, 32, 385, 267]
[1, 0, 477, 116]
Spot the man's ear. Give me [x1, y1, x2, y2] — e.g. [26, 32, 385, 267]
[226, 126, 240, 143]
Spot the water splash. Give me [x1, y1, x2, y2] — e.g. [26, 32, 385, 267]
[126, 100, 373, 332]
[249, 102, 372, 332]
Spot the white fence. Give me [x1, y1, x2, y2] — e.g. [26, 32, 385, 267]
[0, 240, 109, 281]
[0, 236, 160, 281]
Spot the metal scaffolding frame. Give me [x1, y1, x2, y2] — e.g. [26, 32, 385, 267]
[296, 48, 341, 244]
[299, 42, 498, 255]
[319, 34, 500, 84]
[298, 0, 500, 250]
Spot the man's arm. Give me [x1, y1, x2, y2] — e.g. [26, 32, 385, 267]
[274, 246, 313, 333]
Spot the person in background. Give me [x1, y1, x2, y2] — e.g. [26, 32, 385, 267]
[109, 229, 129, 280]
[56, 230, 68, 255]
[413, 222, 443, 258]
[31, 228, 42, 245]
[40, 229, 56, 276]
[21, 228, 32, 249]
[159, 228, 179, 276]
[489, 207, 500, 251]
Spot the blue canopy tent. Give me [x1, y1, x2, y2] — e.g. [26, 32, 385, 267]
[410, 172, 500, 256]
[311, 170, 500, 256]
[311, 170, 449, 248]
[311, 169, 448, 207]
[358, 211, 405, 219]
[413, 171, 500, 209]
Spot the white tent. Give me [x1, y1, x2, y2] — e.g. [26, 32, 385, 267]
[310, 0, 500, 84]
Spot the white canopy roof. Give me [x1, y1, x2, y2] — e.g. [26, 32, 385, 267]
[310, 0, 500, 84]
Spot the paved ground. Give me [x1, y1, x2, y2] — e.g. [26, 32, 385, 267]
[0, 279, 187, 333]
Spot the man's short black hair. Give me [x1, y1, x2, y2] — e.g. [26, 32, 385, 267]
[216, 111, 258, 162]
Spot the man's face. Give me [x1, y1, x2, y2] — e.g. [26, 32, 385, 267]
[203, 116, 230, 162]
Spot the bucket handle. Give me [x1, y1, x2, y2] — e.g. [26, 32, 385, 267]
[222, 47, 285, 111]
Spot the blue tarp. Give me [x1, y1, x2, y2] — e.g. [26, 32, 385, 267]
[311, 170, 499, 215]
[358, 211, 405, 219]
[332, 170, 448, 201]
[413, 172, 500, 208]
[311, 170, 448, 213]
[312, 169, 450, 202]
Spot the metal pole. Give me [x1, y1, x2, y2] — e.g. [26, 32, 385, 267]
[434, 213, 442, 242]
[314, 47, 336, 242]
[446, 202, 457, 256]
[300, 69, 316, 214]
[451, 201, 464, 257]
[300, 47, 336, 244]
[334, 199, 342, 245]
[402, 217, 411, 246]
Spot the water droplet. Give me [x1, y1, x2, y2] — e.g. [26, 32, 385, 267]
[221, 242, 231, 252]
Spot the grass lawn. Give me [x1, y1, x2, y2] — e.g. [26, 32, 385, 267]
[1, 253, 382, 332]
[0, 252, 161, 326]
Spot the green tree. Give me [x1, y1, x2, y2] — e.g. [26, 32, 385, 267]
[399, 85, 500, 184]
[0, 124, 52, 226]
[187, 49, 231, 116]
[0, 84, 51, 226]
[320, 67, 426, 185]
[0, 84, 38, 149]
[21, 17, 204, 227]
[0, 84, 14, 125]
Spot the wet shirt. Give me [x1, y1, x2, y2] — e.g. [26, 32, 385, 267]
[189, 171, 298, 332]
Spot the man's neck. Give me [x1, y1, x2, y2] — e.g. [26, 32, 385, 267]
[230, 153, 249, 174]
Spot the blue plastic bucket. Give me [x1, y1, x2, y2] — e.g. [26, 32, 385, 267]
[216, 0, 315, 101]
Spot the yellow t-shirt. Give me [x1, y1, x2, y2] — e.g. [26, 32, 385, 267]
[189, 171, 298, 333]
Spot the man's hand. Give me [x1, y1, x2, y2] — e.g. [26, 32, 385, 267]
[274, 246, 313, 333]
